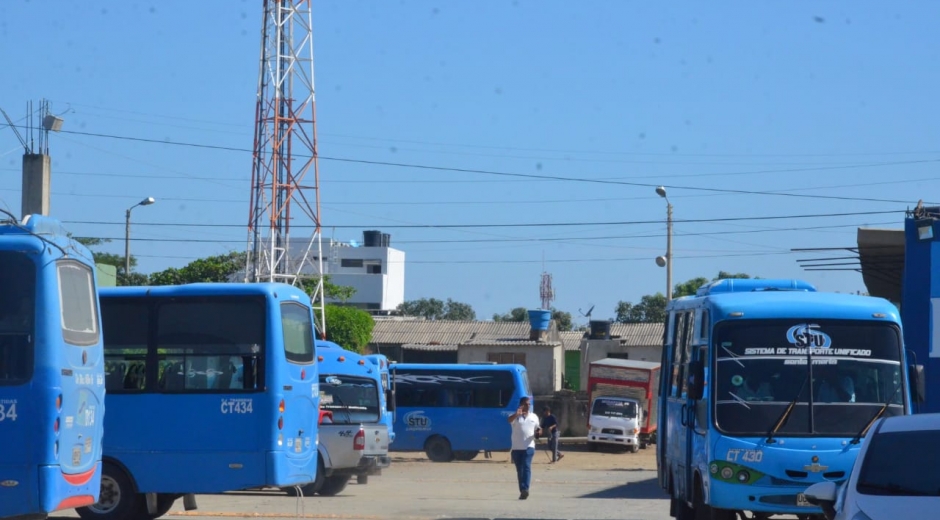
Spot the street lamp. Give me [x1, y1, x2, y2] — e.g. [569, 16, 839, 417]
[655, 186, 673, 301]
[125, 197, 156, 278]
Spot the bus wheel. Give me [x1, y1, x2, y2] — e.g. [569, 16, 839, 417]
[454, 450, 479, 461]
[693, 482, 735, 520]
[317, 475, 349, 496]
[135, 493, 177, 520]
[77, 463, 138, 520]
[425, 436, 454, 462]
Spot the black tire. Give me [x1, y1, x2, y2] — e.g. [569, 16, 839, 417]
[356, 475, 368, 484]
[454, 450, 479, 461]
[673, 497, 694, 520]
[640, 442, 649, 450]
[586, 441, 598, 452]
[629, 445, 640, 453]
[693, 481, 736, 520]
[283, 456, 324, 497]
[425, 436, 454, 462]
[317, 475, 349, 496]
[135, 494, 177, 520]
[76, 463, 139, 520]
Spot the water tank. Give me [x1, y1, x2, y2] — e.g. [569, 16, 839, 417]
[363, 230, 382, 247]
[382, 233, 391, 247]
[527, 309, 551, 331]
[589, 320, 612, 340]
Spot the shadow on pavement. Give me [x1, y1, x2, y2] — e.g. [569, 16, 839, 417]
[578, 476, 669, 500]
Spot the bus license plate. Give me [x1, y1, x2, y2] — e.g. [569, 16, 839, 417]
[796, 493, 812, 507]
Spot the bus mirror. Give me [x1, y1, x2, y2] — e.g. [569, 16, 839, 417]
[910, 364, 926, 403]
[688, 360, 704, 401]
[386, 389, 396, 412]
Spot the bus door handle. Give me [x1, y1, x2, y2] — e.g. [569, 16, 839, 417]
[680, 404, 688, 426]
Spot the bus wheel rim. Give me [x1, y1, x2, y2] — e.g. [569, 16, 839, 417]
[88, 474, 121, 513]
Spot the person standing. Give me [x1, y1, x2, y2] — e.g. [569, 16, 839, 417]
[507, 396, 541, 500]
[540, 406, 564, 463]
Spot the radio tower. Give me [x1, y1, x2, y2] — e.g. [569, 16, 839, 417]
[246, 0, 326, 335]
[540, 272, 554, 310]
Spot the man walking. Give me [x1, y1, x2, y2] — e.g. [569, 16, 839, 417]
[540, 406, 564, 463]
[507, 396, 541, 500]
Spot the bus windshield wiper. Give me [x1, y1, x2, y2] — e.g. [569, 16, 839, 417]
[851, 381, 903, 445]
[766, 372, 810, 444]
[329, 391, 353, 424]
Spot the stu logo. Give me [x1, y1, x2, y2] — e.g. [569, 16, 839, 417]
[403, 411, 431, 430]
[786, 324, 832, 348]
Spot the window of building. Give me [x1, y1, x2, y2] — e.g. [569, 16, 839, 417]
[341, 259, 364, 268]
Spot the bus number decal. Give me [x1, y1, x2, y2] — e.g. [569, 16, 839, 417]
[726, 449, 762, 463]
[221, 398, 254, 414]
[0, 401, 18, 422]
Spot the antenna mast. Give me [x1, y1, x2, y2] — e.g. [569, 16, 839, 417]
[246, 0, 326, 335]
[540, 271, 554, 310]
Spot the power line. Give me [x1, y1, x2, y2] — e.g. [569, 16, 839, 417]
[63, 209, 902, 230]
[24, 126, 931, 204]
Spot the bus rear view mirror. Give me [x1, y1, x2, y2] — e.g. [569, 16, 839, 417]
[910, 364, 926, 403]
[687, 360, 704, 401]
[386, 389, 396, 412]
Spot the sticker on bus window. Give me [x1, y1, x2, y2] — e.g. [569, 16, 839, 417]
[320, 393, 333, 405]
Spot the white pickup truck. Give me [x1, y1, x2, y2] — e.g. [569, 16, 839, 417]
[286, 374, 391, 496]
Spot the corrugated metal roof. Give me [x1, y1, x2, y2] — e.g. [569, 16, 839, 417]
[370, 320, 664, 349]
[371, 320, 531, 346]
[462, 339, 561, 347]
[609, 322, 664, 346]
[401, 343, 458, 351]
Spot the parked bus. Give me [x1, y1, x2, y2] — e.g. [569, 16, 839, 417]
[364, 353, 396, 443]
[658, 278, 916, 520]
[390, 363, 530, 462]
[77, 283, 319, 520]
[0, 213, 105, 520]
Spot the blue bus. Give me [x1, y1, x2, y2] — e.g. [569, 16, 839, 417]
[658, 279, 915, 520]
[390, 363, 530, 462]
[364, 352, 396, 443]
[77, 283, 319, 520]
[0, 214, 105, 520]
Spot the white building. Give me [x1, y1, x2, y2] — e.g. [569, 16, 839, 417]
[292, 230, 405, 312]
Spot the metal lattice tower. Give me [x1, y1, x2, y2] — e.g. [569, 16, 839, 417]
[540, 272, 554, 310]
[246, 0, 326, 335]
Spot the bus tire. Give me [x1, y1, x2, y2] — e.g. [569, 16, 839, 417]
[425, 436, 454, 462]
[693, 479, 735, 520]
[317, 475, 349, 496]
[284, 457, 324, 497]
[135, 493, 177, 520]
[454, 450, 479, 461]
[76, 463, 138, 520]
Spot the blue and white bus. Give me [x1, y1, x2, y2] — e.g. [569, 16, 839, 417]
[364, 353, 396, 443]
[77, 283, 319, 520]
[390, 363, 530, 462]
[0, 214, 105, 520]
[658, 279, 915, 520]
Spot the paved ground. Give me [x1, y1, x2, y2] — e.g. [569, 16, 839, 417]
[53, 443, 672, 520]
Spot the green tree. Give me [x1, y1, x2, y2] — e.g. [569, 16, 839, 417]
[397, 298, 476, 320]
[299, 276, 357, 303]
[492, 306, 573, 331]
[324, 305, 374, 354]
[616, 272, 754, 323]
[149, 252, 246, 285]
[72, 236, 145, 286]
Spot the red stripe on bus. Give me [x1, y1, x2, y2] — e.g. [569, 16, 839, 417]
[62, 465, 98, 486]
[56, 494, 96, 510]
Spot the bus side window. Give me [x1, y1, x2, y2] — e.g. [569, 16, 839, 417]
[106, 362, 127, 391]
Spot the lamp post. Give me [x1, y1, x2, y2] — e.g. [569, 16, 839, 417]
[125, 197, 155, 279]
[655, 186, 673, 301]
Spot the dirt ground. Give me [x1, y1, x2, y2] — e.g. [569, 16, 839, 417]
[389, 440, 659, 472]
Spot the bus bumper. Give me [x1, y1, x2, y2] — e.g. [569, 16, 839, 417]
[708, 477, 825, 516]
[38, 463, 100, 513]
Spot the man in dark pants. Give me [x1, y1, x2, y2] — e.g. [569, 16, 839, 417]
[507, 396, 541, 499]
[540, 406, 564, 463]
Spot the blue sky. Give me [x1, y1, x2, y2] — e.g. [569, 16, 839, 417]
[1, 1, 938, 323]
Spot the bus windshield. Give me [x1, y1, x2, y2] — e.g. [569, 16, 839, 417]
[592, 398, 637, 419]
[320, 375, 380, 423]
[714, 320, 904, 437]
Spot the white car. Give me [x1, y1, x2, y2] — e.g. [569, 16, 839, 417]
[804, 412, 940, 520]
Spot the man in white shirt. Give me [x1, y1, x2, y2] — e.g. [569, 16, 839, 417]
[507, 396, 541, 499]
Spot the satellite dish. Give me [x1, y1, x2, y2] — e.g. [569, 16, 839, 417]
[579, 305, 595, 318]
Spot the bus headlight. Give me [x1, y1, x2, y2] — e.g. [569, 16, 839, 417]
[736, 470, 750, 483]
[720, 467, 733, 479]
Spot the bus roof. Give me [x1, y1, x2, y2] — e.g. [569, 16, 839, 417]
[100, 282, 310, 301]
[673, 290, 900, 322]
[695, 278, 817, 296]
[0, 214, 94, 263]
[393, 362, 527, 373]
